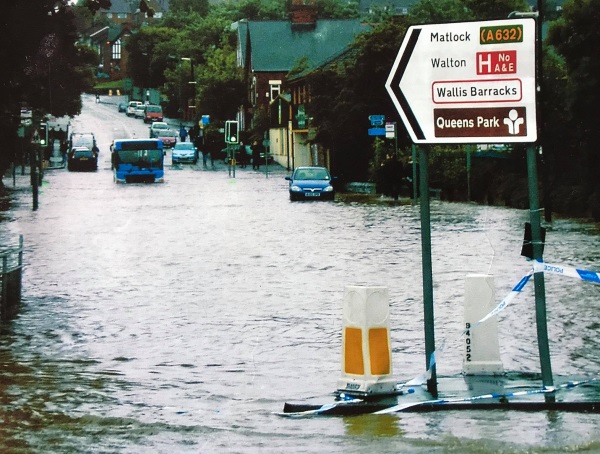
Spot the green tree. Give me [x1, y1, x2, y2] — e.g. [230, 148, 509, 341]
[196, 43, 245, 123]
[547, 0, 600, 217]
[304, 17, 409, 181]
[409, 0, 474, 22]
[0, 0, 98, 187]
[462, 0, 530, 19]
[125, 27, 179, 89]
[169, 0, 210, 16]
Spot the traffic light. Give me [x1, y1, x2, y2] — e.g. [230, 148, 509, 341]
[225, 120, 239, 144]
[38, 123, 48, 146]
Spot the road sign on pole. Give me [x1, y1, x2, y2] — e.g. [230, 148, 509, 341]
[386, 19, 537, 144]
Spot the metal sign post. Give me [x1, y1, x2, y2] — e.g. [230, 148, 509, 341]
[386, 19, 549, 398]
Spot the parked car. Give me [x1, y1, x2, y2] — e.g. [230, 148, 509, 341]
[143, 104, 163, 123]
[67, 146, 98, 171]
[285, 166, 335, 201]
[134, 104, 146, 119]
[126, 101, 143, 116]
[156, 129, 177, 148]
[149, 122, 170, 138]
[118, 102, 127, 113]
[172, 142, 198, 164]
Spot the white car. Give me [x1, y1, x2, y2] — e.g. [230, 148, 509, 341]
[126, 101, 143, 117]
[149, 122, 170, 138]
[134, 104, 146, 119]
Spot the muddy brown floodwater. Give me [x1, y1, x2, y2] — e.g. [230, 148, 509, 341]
[0, 94, 599, 453]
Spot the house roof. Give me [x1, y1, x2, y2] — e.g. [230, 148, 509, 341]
[287, 44, 361, 82]
[105, 0, 138, 14]
[105, 0, 169, 14]
[238, 19, 372, 73]
[358, 0, 418, 13]
[89, 24, 130, 44]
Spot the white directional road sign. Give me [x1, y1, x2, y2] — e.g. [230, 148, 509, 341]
[386, 19, 537, 144]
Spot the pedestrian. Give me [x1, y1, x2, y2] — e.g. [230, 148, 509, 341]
[251, 140, 263, 170]
[194, 135, 203, 167]
[188, 125, 197, 144]
[60, 140, 68, 166]
[179, 125, 188, 142]
[238, 142, 247, 168]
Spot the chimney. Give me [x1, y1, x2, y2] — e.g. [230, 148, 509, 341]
[290, 0, 317, 29]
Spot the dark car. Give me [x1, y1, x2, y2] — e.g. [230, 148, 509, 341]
[285, 166, 335, 201]
[118, 102, 127, 113]
[68, 146, 98, 171]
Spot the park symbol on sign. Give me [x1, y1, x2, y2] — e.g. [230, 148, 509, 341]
[386, 19, 537, 144]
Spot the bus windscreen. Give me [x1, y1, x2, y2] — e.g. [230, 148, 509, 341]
[116, 149, 163, 165]
[114, 140, 163, 151]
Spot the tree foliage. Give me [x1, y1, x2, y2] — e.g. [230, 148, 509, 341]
[126, 27, 179, 88]
[546, 0, 600, 216]
[0, 0, 99, 186]
[196, 44, 245, 123]
[169, 0, 210, 16]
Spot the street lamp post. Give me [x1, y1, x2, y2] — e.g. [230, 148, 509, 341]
[181, 57, 196, 121]
[141, 51, 152, 103]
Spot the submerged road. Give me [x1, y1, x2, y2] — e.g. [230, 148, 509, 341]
[0, 94, 599, 452]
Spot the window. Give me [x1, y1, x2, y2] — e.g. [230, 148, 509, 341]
[112, 39, 121, 60]
[269, 80, 281, 100]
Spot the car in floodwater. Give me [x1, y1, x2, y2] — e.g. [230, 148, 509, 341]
[149, 122, 170, 138]
[156, 129, 177, 148]
[134, 104, 146, 119]
[143, 104, 163, 123]
[67, 146, 98, 171]
[126, 101, 143, 116]
[172, 142, 198, 164]
[285, 166, 335, 201]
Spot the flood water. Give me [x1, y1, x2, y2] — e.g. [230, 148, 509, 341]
[1, 95, 599, 453]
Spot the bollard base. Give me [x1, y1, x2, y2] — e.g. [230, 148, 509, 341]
[463, 361, 504, 376]
[337, 377, 398, 397]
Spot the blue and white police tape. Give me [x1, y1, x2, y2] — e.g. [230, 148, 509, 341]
[533, 261, 600, 284]
[376, 378, 598, 414]
[396, 270, 534, 389]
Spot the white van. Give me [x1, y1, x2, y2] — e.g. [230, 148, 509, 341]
[126, 101, 143, 117]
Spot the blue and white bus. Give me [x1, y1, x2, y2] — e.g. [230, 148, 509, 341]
[111, 139, 165, 183]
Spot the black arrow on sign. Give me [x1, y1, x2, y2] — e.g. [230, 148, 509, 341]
[388, 28, 425, 140]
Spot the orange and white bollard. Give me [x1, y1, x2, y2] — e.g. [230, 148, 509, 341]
[337, 286, 397, 396]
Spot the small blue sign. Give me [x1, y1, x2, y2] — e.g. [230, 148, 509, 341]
[368, 128, 386, 136]
[369, 115, 385, 126]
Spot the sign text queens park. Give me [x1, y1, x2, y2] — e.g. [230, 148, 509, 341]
[386, 19, 537, 144]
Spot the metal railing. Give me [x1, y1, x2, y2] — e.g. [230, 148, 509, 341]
[1, 235, 24, 321]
